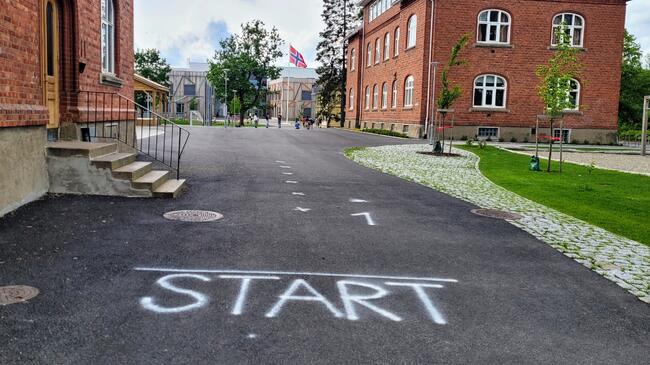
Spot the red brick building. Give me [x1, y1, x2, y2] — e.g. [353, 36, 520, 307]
[0, 0, 134, 215]
[345, 0, 627, 142]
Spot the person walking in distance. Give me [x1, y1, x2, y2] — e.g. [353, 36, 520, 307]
[278, 114, 282, 129]
[265, 113, 270, 128]
[253, 113, 259, 128]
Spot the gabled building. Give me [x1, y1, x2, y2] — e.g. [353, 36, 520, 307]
[345, 0, 627, 142]
[268, 67, 318, 120]
[169, 61, 220, 122]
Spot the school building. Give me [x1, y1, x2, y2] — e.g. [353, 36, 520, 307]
[344, 0, 628, 142]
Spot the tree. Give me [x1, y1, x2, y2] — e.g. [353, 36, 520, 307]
[207, 20, 283, 126]
[434, 34, 469, 154]
[316, 0, 359, 125]
[619, 30, 650, 129]
[536, 23, 583, 172]
[134, 48, 172, 112]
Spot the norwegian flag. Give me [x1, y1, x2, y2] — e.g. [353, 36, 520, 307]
[289, 45, 307, 68]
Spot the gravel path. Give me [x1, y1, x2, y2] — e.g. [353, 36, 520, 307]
[348, 144, 650, 304]
[556, 152, 650, 175]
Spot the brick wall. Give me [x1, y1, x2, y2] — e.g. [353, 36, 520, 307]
[0, 0, 134, 128]
[345, 0, 627, 136]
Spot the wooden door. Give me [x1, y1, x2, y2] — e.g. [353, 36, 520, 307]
[41, 0, 59, 129]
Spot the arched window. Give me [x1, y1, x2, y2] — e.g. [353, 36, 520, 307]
[567, 79, 580, 110]
[552, 13, 585, 47]
[384, 33, 390, 61]
[392, 80, 397, 108]
[407, 15, 417, 49]
[375, 38, 381, 64]
[404, 75, 414, 107]
[477, 9, 511, 44]
[473, 74, 507, 108]
[350, 48, 356, 71]
[382, 83, 388, 108]
[365, 86, 370, 110]
[367, 43, 372, 66]
[394, 27, 400, 57]
[349, 88, 355, 110]
[101, 0, 115, 73]
[373, 84, 379, 109]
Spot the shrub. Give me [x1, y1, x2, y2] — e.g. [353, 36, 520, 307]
[465, 139, 474, 146]
[571, 139, 579, 144]
[523, 137, 529, 143]
[478, 140, 487, 149]
[498, 137, 505, 142]
[361, 128, 409, 138]
[510, 137, 517, 143]
[583, 139, 590, 145]
[460, 135, 468, 141]
[486, 137, 493, 142]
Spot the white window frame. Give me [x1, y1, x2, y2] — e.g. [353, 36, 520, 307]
[406, 15, 417, 49]
[101, 0, 115, 74]
[375, 38, 381, 64]
[394, 27, 400, 57]
[553, 128, 571, 143]
[384, 33, 390, 61]
[369, 0, 394, 22]
[477, 9, 511, 45]
[552, 13, 585, 48]
[382, 82, 388, 109]
[367, 43, 372, 66]
[373, 84, 379, 110]
[365, 86, 370, 110]
[350, 48, 356, 71]
[566, 78, 580, 111]
[404, 75, 414, 107]
[473, 74, 507, 108]
[391, 80, 397, 108]
[349, 88, 354, 110]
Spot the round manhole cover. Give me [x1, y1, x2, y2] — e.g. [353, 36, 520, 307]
[163, 210, 223, 222]
[471, 208, 523, 221]
[0, 286, 40, 305]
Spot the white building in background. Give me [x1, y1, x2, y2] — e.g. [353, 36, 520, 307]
[169, 62, 223, 122]
[267, 67, 318, 120]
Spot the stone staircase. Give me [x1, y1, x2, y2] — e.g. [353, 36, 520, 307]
[46, 141, 185, 198]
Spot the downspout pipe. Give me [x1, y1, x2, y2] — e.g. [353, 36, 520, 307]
[424, 0, 435, 140]
[358, 18, 366, 129]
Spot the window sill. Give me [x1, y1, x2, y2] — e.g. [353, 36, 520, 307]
[403, 106, 413, 110]
[100, 73, 124, 88]
[405, 46, 416, 52]
[548, 46, 586, 52]
[474, 42, 513, 49]
[469, 107, 510, 113]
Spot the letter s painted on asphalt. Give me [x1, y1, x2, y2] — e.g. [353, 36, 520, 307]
[140, 274, 211, 314]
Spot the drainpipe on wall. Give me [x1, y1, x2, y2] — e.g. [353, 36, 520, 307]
[358, 17, 366, 129]
[424, 0, 435, 141]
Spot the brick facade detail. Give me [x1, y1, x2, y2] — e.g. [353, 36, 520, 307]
[0, 0, 134, 128]
[345, 0, 627, 141]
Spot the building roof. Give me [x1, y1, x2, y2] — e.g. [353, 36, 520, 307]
[171, 61, 210, 73]
[134, 74, 169, 92]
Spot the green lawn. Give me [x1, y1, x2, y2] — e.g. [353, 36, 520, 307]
[458, 145, 650, 247]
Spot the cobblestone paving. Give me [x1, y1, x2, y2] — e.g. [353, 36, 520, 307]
[348, 144, 650, 304]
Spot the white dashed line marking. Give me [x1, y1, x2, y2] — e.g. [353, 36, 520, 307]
[294, 207, 311, 212]
[282, 172, 293, 175]
[286, 181, 298, 184]
[292, 192, 305, 196]
[349, 198, 368, 203]
[280, 166, 292, 169]
[275, 160, 286, 163]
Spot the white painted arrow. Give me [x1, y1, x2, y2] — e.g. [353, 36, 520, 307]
[351, 212, 376, 226]
[294, 207, 311, 212]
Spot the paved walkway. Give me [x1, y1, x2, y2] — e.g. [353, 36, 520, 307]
[348, 144, 650, 303]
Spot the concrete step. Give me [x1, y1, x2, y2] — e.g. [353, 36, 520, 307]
[91, 152, 137, 170]
[47, 141, 118, 158]
[153, 179, 186, 198]
[132, 170, 169, 190]
[112, 161, 152, 181]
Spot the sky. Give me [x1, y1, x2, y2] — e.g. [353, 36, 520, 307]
[134, 0, 650, 69]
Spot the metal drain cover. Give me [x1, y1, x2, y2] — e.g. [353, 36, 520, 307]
[163, 210, 223, 222]
[0, 286, 40, 305]
[471, 208, 522, 221]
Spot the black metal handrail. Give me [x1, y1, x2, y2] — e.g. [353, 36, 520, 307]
[79, 91, 190, 179]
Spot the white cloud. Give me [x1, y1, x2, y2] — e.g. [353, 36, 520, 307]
[134, 0, 323, 68]
[625, 0, 650, 57]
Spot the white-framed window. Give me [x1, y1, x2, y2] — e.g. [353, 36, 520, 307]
[365, 86, 370, 109]
[349, 88, 354, 110]
[406, 15, 417, 49]
[391, 80, 397, 108]
[367, 43, 372, 66]
[478, 127, 499, 138]
[375, 38, 381, 64]
[384, 33, 390, 61]
[369, 0, 394, 22]
[382, 82, 388, 109]
[373, 84, 379, 109]
[394, 27, 400, 57]
[567, 79, 580, 110]
[552, 13, 584, 47]
[553, 129, 571, 143]
[473, 74, 507, 108]
[477, 9, 511, 44]
[350, 48, 356, 71]
[101, 0, 115, 74]
[404, 75, 414, 107]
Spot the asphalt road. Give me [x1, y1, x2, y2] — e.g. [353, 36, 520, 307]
[1, 127, 648, 364]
